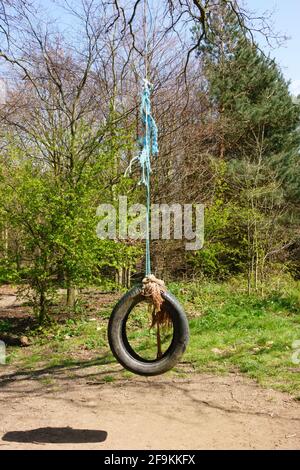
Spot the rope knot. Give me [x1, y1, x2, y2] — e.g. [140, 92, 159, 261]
[142, 274, 172, 358]
[142, 275, 171, 330]
[142, 274, 166, 313]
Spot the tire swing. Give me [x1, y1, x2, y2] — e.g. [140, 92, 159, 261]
[108, 276, 190, 376]
[108, 2, 189, 376]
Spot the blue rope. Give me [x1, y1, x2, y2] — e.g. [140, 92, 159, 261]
[125, 79, 159, 276]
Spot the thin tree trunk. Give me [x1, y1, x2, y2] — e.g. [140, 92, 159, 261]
[117, 267, 123, 286]
[122, 267, 126, 287]
[255, 252, 259, 291]
[247, 265, 251, 296]
[67, 287, 77, 308]
[3, 225, 8, 258]
[127, 267, 131, 288]
[38, 289, 48, 324]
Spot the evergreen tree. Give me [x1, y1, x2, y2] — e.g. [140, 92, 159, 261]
[191, 9, 300, 288]
[199, 8, 300, 162]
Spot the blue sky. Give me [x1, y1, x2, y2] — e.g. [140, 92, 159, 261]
[40, 0, 300, 94]
[246, 0, 300, 94]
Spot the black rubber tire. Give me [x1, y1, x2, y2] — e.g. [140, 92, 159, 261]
[108, 285, 189, 376]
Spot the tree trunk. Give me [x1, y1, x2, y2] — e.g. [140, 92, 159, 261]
[67, 287, 77, 309]
[126, 267, 131, 288]
[38, 289, 48, 324]
[3, 225, 8, 258]
[247, 265, 251, 296]
[116, 267, 123, 286]
[255, 251, 259, 291]
[122, 268, 126, 287]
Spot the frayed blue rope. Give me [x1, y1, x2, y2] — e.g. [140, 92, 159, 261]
[125, 79, 159, 275]
[125, 79, 159, 185]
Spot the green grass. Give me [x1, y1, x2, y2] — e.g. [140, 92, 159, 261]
[169, 277, 300, 395]
[7, 315, 111, 370]
[0, 319, 13, 333]
[3, 276, 300, 396]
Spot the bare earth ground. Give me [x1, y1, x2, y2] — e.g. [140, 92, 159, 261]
[0, 289, 300, 450]
[1, 366, 300, 450]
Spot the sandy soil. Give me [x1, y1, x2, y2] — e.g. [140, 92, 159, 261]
[0, 364, 300, 450]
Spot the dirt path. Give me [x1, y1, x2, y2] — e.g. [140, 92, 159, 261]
[0, 285, 28, 311]
[0, 294, 17, 309]
[0, 363, 300, 450]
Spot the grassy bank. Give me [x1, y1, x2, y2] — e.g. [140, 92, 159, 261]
[2, 276, 300, 396]
[171, 277, 300, 395]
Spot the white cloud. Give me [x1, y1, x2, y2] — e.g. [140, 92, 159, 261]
[290, 80, 300, 97]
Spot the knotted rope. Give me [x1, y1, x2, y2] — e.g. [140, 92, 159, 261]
[142, 274, 165, 311]
[142, 275, 171, 359]
[142, 274, 171, 328]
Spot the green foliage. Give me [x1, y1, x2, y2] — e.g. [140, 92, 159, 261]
[187, 160, 247, 279]
[191, 11, 300, 284]
[0, 7, 299, 320]
[0, 119, 141, 321]
[188, 201, 248, 279]
[0, 258, 18, 283]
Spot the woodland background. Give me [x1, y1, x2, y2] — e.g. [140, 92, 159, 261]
[0, 0, 300, 323]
